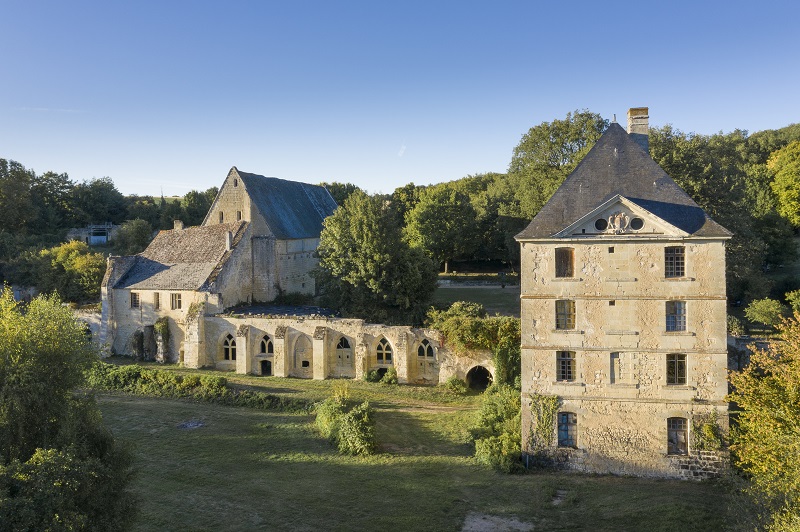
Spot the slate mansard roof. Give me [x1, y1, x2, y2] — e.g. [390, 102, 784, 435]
[221, 168, 338, 240]
[114, 221, 248, 291]
[515, 123, 732, 240]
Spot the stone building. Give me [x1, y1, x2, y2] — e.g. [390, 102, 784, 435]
[100, 167, 494, 386]
[516, 108, 731, 478]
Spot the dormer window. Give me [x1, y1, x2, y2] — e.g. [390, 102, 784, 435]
[555, 248, 574, 278]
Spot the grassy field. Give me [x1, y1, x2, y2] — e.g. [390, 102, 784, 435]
[432, 286, 520, 317]
[98, 375, 736, 531]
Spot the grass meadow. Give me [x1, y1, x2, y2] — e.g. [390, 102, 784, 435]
[432, 286, 521, 317]
[98, 373, 736, 531]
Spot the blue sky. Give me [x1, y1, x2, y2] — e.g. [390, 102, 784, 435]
[2, 0, 798, 197]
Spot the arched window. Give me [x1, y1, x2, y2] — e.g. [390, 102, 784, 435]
[336, 337, 353, 368]
[376, 338, 392, 365]
[260, 335, 274, 355]
[223, 334, 236, 361]
[417, 339, 435, 358]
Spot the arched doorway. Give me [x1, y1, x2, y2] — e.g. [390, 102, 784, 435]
[466, 366, 493, 391]
[260, 360, 272, 376]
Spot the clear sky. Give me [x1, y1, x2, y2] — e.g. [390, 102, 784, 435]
[2, 0, 798, 197]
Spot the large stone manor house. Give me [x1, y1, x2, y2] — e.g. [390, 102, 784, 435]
[516, 108, 731, 478]
[100, 167, 493, 385]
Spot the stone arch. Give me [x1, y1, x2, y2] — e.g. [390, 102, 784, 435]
[335, 336, 355, 377]
[259, 334, 274, 355]
[222, 333, 236, 361]
[416, 338, 437, 381]
[466, 365, 492, 391]
[293, 334, 313, 378]
[375, 337, 393, 366]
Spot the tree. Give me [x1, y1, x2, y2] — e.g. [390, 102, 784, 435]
[745, 298, 789, 330]
[728, 313, 800, 528]
[70, 177, 128, 225]
[11, 241, 107, 302]
[114, 219, 154, 255]
[404, 186, 477, 272]
[0, 288, 136, 529]
[316, 191, 437, 325]
[505, 110, 608, 219]
[0, 159, 36, 234]
[320, 182, 362, 206]
[769, 141, 800, 227]
[181, 187, 217, 226]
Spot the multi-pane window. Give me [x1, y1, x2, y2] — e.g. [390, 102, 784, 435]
[130, 292, 140, 308]
[558, 412, 577, 447]
[665, 246, 685, 278]
[223, 334, 236, 361]
[667, 417, 688, 455]
[418, 339, 435, 358]
[171, 293, 182, 310]
[666, 301, 686, 331]
[153, 292, 160, 310]
[376, 338, 393, 364]
[666, 353, 687, 385]
[555, 248, 574, 278]
[555, 300, 576, 330]
[557, 351, 575, 382]
[336, 337, 353, 368]
[260, 335, 274, 354]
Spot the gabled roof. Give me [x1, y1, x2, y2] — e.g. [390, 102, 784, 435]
[114, 221, 248, 291]
[515, 123, 732, 240]
[233, 168, 338, 240]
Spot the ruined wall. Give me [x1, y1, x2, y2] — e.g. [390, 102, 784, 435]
[274, 238, 320, 296]
[519, 238, 729, 478]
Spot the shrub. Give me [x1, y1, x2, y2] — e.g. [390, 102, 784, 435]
[315, 398, 345, 441]
[442, 375, 467, 395]
[744, 298, 788, 329]
[475, 428, 522, 473]
[363, 369, 382, 383]
[380, 366, 398, 385]
[471, 384, 523, 473]
[337, 401, 376, 456]
[727, 315, 746, 336]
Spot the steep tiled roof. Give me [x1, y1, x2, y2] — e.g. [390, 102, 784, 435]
[516, 123, 732, 239]
[114, 221, 248, 290]
[235, 169, 338, 240]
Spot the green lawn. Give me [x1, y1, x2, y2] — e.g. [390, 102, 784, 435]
[98, 377, 737, 531]
[432, 286, 520, 317]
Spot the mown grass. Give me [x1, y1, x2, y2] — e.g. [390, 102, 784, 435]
[432, 286, 520, 317]
[98, 380, 737, 531]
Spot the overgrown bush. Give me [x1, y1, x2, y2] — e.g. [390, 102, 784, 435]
[313, 396, 375, 456]
[363, 369, 382, 383]
[692, 410, 725, 451]
[442, 375, 467, 395]
[314, 398, 345, 440]
[86, 362, 312, 413]
[380, 366, 398, 385]
[727, 315, 746, 336]
[471, 384, 523, 473]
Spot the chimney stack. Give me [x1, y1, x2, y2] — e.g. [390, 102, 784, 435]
[173, 220, 184, 231]
[627, 107, 649, 152]
[226, 231, 232, 251]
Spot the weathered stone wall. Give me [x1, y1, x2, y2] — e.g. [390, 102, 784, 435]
[519, 238, 729, 478]
[274, 238, 319, 296]
[188, 314, 492, 385]
[209, 228, 254, 308]
[203, 170, 254, 228]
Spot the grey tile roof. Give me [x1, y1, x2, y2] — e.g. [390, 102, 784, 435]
[515, 123, 732, 240]
[114, 221, 248, 290]
[234, 169, 338, 240]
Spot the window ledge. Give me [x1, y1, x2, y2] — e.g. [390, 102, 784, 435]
[551, 277, 584, 282]
[606, 277, 638, 282]
[663, 385, 695, 391]
[606, 330, 639, 336]
[663, 331, 695, 336]
[552, 329, 584, 334]
[662, 277, 695, 282]
[552, 381, 586, 387]
[609, 383, 639, 388]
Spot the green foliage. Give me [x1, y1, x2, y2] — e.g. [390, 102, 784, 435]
[404, 186, 478, 272]
[769, 141, 800, 227]
[728, 314, 800, 529]
[0, 288, 135, 529]
[526, 393, 559, 460]
[471, 384, 522, 473]
[426, 302, 521, 385]
[86, 362, 312, 413]
[727, 315, 746, 337]
[314, 398, 345, 441]
[786, 290, 800, 313]
[363, 369, 382, 383]
[317, 190, 438, 325]
[154, 317, 170, 354]
[114, 218, 154, 255]
[442, 375, 467, 395]
[313, 395, 375, 456]
[745, 298, 789, 329]
[380, 366, 398, 385]
[320, 181, 362, 206]
[692, 410, 725, 451]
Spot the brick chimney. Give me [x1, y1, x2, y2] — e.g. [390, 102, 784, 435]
[173, 220, 184, 231]
[627, 107, 649, 152]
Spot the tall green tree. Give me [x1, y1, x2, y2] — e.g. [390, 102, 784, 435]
[404, 186, 477, 272]
[317, 191, 437, 325]
[181, 187, 218, 226]
[728, 313, 800, 529]
[504, 110, 608, 219]
[0, 288, 136, 530]
[114, 219, 154, 255]
[320, 182, 362, 206]
[769, 140, 800, 227]
[70, 177, 128, 225]
[11, 241, 106, 302]
[0, 159, 36, 234]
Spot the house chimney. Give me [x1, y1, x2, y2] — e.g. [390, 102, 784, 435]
[173, 220, 184, 231]
[627, 107, 649, 152]
[226, 231, 232, 251]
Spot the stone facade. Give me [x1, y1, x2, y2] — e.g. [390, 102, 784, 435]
[516, 109, 732, 479]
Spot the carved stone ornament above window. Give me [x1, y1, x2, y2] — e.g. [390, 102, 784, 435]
[607, 212, 630, 233]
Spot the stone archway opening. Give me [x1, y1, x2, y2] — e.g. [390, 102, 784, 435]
[466, 366, 493, 392]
